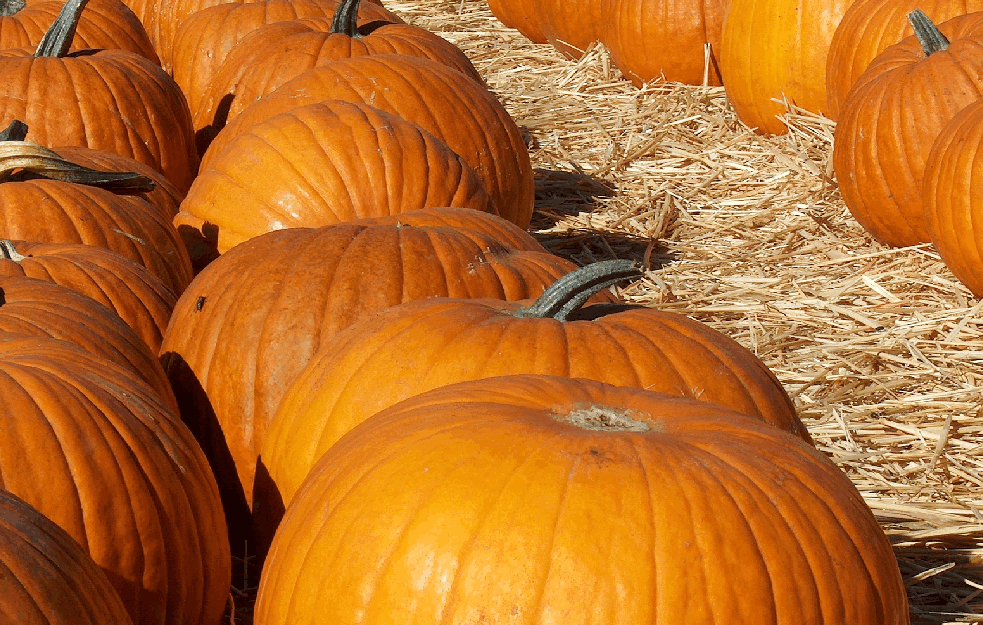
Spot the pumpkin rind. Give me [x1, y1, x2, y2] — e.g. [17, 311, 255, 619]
[255, 375, 909, 625]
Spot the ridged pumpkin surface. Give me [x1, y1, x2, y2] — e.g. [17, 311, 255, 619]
[832, 13, 983, 247]
[169, 0, 399, 113]
[0, 335, 230, 625]
[160, 212, 603, 520]
[719, 0, 852, 134]
[198, 55, 535, 228]
[176, 100, 497, 262]
[924, 99, 983, 296]
[0, 177, 193, 294]
[0, 240, 177, 353]
[255, 375, 909, 625]
[0, 489, 133, 625]
[825, 0, 983, 120]
[487, 0, 548, 42]
[261, 294, 807, 512]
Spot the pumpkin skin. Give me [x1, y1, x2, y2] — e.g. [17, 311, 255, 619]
[260, 282, 807, 518]
[832, 12, 983, 247]
[0, 335, 230, 625]
[168, 0, 400, 115]
[0, 176, 193, 295]
[159, 211, 609, 550]
[536, 0, 603, 59]
[0, 239, 177, 353]
[825, 0, 983, 120]
[255, 375, 909, 625]
[924, 99, 983, 296]
[191, 6, 482, 127]
[487, 0, 548, 42]
[0, 48, 199, 194]
[0, 0, 158, 64]
[175, 100, 497, 267]
[0, 274, 178, 410]
[0, 489, 133, 625]
[197, 55, 535, 228]
[719, 0, 853, 134]
[602, 0, 730, 85]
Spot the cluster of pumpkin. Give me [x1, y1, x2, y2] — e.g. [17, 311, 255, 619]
[0, 0, 914, 623]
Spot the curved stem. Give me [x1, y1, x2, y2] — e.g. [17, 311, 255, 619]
[515, 259, 641, 321]
[35, 0, 91, 58]
[330, 0, 363, 38]
[0, 240, 27, 262]
[0, 120, 28, 142]
[0, 142, 155, 191]
[909, 9, 949, 56]
[0, 0, 25, 17]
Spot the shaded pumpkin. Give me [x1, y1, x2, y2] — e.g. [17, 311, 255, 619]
[0, 489, 133, 625]
[487, 0, 548, 42]
[175, 100, 497, 269]
[258, 260, 807, 535]
[0, 239, 177, 352]
[255, 375, 908, 625]
[197, 55, 534, 228]
[0, 334, 230, 625]
[160, 210, 613, 552]
[832, 11, 983, 247]
[825, 0, 983, 120]
[191, 0, 481, 127]
[923, 99, 983, 297]
[719, 0, 853, 134]
[168, 0, 400, 113]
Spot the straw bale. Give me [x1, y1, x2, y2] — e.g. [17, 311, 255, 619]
[228, 1, 983, 621]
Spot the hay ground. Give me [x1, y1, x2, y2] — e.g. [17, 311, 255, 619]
[230, 1, 983, 622]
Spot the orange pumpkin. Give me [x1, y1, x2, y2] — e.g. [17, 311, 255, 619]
[255, 375, 908, 625]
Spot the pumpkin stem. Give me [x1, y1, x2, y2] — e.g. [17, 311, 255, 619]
[909, 9, 949, 56]
[0, 120, 28, 142]
[515, 259, 641, 321]
[0, 240, 27, 262]
[330, 0, 363, 38]
[35, 0, 91, 58]
[0, 142, 155, 191]
[0, 0, 25, 17]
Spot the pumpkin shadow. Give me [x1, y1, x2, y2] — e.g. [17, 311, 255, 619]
[531, 167, 616, 229]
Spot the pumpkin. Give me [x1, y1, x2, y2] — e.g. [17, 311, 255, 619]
[254, 375, 909, 625]
[0, 334, 230, 625]
[197, 55, 535, 228]
[168, 0, 400, 114]
[0, 0, 199, 193]
[602, 0, 730, 85]
[0, 489, 133, 625]
[175, 100, 497, 268]
[258, 259, 807, 535]
[923, 99, 983, 297]
[0, 0, 157, 63]
[191, 0, 481, 127]
[0, 239, 177, 352]
[0, 141, 194, 294]
[536, 0, 603, 59]
[0, 274, 178, 409]
[719, 0, 853, 134]
[832, 11, 983, 247]
[825, 0, 983, 120]
[159, 210, 612, 549]
[487, 0, 548, 42]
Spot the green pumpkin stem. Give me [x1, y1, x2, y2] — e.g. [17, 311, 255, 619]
[330, 0, 363, 38]
[0, 142, 155, 192]
[909, 9, 949, 56]
[515, 259, 641, 321]
[0, 240, 27, 262]
[0, 0, 25, 17]
[0, 120, 28, 142]
[35, 0, 91, 57]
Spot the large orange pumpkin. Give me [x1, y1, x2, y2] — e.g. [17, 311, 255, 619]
[255, 375, 909, 625]
[0, 334, 230, 625]
[0, 489, 133, 625]
[259, 260, 806, 527]
[719, 0, 853, 134]
[197, 55, 535, 228]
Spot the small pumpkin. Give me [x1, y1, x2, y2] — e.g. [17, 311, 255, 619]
[0, 489, 133, 625]
[255, 375, 909, 625]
